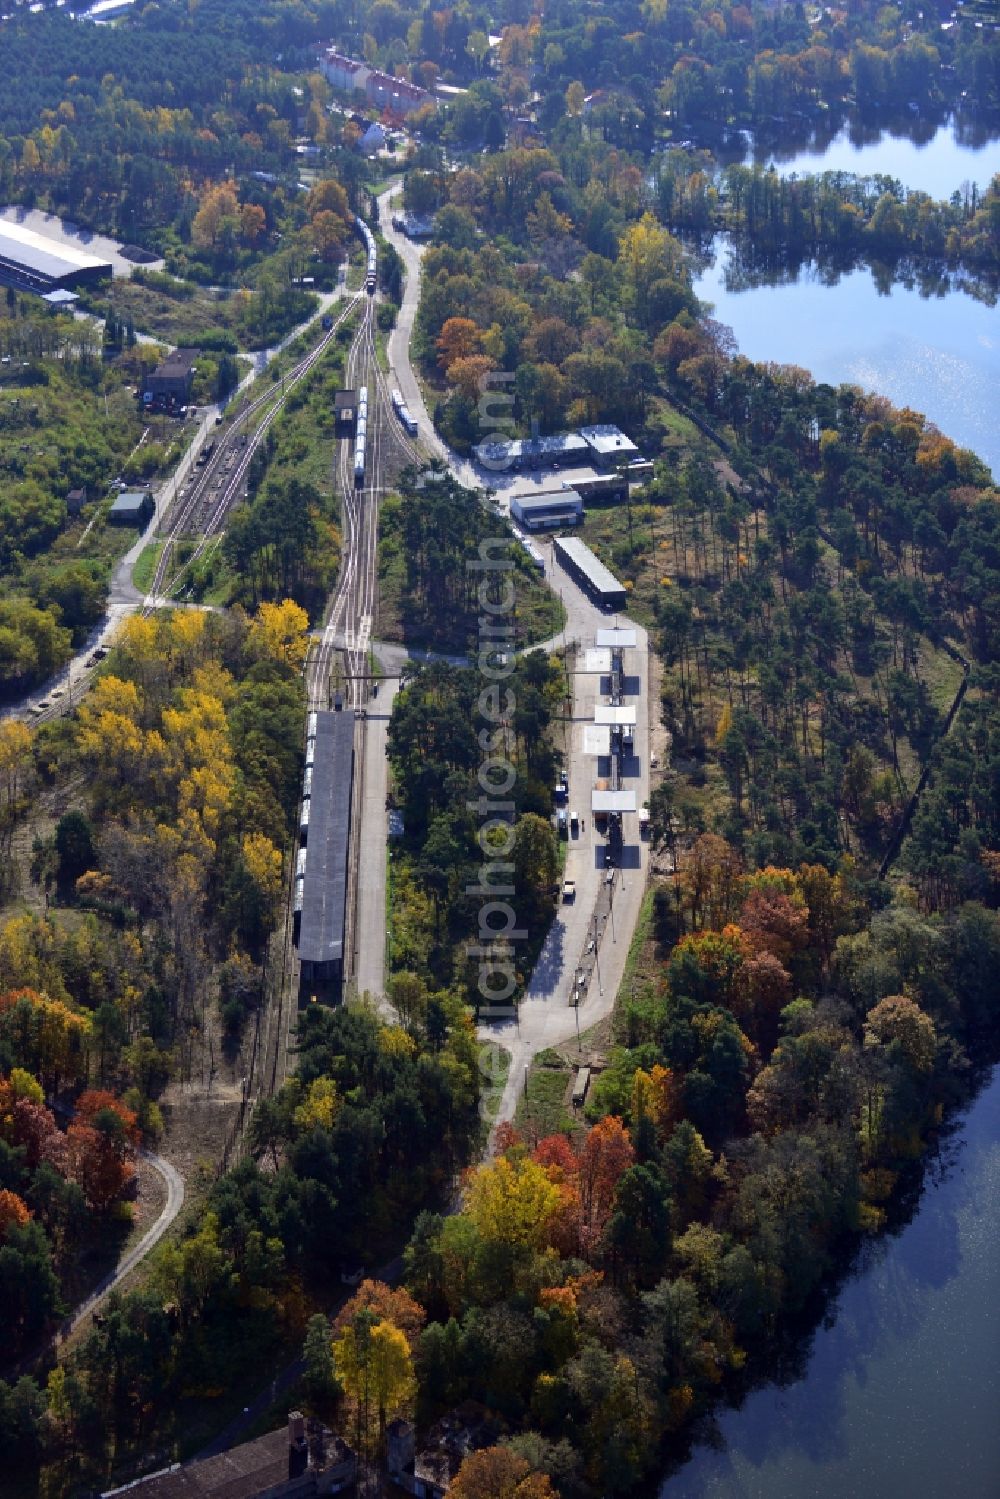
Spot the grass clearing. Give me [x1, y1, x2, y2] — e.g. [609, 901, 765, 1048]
[514, 1048, 580, 1140]
[131, 539, 164, 594]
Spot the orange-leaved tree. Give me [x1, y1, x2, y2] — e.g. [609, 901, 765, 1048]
[449, 1446, 557, 1499]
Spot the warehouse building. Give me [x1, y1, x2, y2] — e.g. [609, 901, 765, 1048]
[0, 219, 112, 294]
[569, 472, 629, 507]
[474, 432, 590, 472]
[297, 710, 355, 998]
[109, 490, 154, 526]
[510, 489, 582, 532]
[101, 1412, 357, 1499]
[553, 535, 627, 611]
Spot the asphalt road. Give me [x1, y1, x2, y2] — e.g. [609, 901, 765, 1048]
[353, 670, 400, 1002]
[478, 542, 651, 1132]
[376, 192, 653, 1122]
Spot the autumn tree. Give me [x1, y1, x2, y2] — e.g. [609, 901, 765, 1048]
[437, 317, 483, 374]
[0, 1189, 31, 1238]
[192, 180, 240, 251]
[464, 1155, 561, 1250]
[864, 994, 937, 1073]
[450, 1446, 557, 1499]
[333, 1312, 416, 1460]
[248, 598, 310, 672]
[0, 720, 32, 876]
[577, 1116, 634, 1253]
[334, 1280, 426, 1350]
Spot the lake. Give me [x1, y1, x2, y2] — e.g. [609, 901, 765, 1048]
[660, 1066, 1000, 1499]
[694, 242, 1000, 478]
[727, 116, 1000, 198]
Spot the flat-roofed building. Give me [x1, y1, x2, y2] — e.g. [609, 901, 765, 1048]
[335, 389, 357, 435]
[109, 489, 154, 526]
[0, 219, 112, 294]
[579, 424, 640, 469]
[593, 704, 637, 727]
[510, 489, 583, 532]
[297, 710, 355, 996]
[592, 788, 636, 815]
[474, 432, 589, 472]
[553, 535, 627, 611]
[595, 627, 637, 649]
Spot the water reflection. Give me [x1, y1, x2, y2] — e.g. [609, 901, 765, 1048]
[693, 237, 1000, 477]
[660, 1070, 1000, 1498]
[716, 113, 1000, 198]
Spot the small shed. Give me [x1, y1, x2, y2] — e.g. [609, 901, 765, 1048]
[66, 486, 86, 516]
[335, 389, 357, 436]
[109, 489, 154, 526]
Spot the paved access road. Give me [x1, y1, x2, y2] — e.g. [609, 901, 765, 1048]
[478, 543, 651, 1130]
[375, 193, 654, 1123]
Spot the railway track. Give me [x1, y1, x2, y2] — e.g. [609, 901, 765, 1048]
[145, 293, 363, 610]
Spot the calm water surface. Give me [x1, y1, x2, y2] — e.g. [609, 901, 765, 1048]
[694, 243, 1000, 477]
[660, 1067, 1000, 1498]
[755, 119, 1000, 198]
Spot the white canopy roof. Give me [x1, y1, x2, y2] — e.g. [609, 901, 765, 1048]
[583, 725, 611, 757]
[595, 627, 637, 649]
[582, 648, 612, 674]
[594, 704, 636, 726]
[592, 789, 636, 813]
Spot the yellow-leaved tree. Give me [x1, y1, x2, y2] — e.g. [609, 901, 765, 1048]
[463, 1154, 561, 1249]
[293, 1076, 339, 1133]
[333, 1313, 415, 1460]
[0, 719, 32, 871]
[249, 599, 310, 672]
[242, 832, 284, 913]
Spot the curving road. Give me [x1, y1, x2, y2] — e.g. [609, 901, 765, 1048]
[59, 1148, 185, 1341]
[375, 188, 653, 1133]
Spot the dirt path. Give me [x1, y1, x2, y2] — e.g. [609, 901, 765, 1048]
[57, 1149, 184, 1343]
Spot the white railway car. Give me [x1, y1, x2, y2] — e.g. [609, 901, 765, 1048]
[355, 215, 377, 293]
[354, 383, 369, 485]
[391, 387, 418, 436]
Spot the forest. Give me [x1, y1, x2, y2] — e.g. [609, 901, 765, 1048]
[0, 0, 998, 1494]
[387, 649, 565, 1002]
[652, 152, 1000, 280]
[0, 296, 153, 696]
[378, 465, 563, 647]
